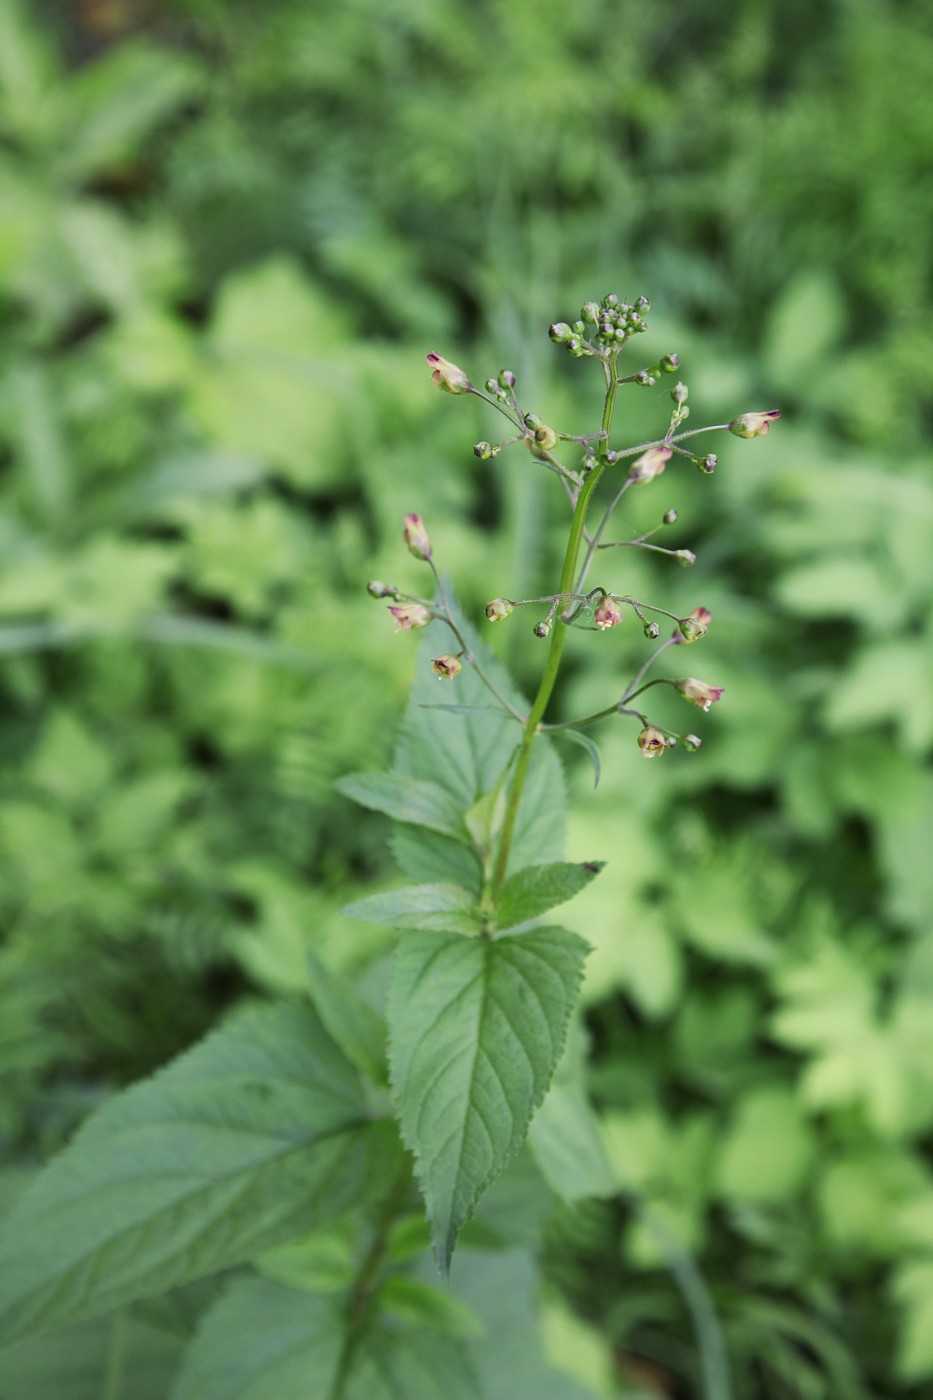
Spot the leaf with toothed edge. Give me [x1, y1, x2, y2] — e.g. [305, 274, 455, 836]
[496, 861, 605, 930]
[388, 926, 589, 1274]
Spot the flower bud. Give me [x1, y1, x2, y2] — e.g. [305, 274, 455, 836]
[498, 369, 516, 389]
[696, 454, 717, 474]
[628, 446, 671, 485]
[402, 513, 432, 561]
[485, 597, 514, 622]
[674, 677, 724, 711]
[533, 620, 551, 639]
[594, 596, 623, 630]
[432, 654, 462, 679]
[549, 322, 573, 343]
[681, 734, 702, 752]
[638, 726, 667, 758]
[671, 381, 688, 406]
[677, 606, 712, 643]
[675, 549, 696, 567]
[581, 301, 601, 323]
[533, 424, 559, 451]
[388, 604, 432, 631]
[663, 508, 678, 525]
[728, 410, 781, 438]
[474, 441, 493, 459]
[485, 378, 499, 395]
[367, 580, 395, 598]
[427, 352, 472, 394]
[660, 353, 680, 372]
[643, 620, 660, 640]
[635, 295, 651, 312]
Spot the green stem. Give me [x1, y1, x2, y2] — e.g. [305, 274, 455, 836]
[490, 362, 619, 895]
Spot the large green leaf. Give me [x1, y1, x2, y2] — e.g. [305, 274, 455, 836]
[388, 927, 588, 1273]
[334, 772, 469, 842]
[172, 1276, 480, 1400]
[0, 1005, 396, 1347]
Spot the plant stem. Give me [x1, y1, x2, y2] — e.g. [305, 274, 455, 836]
[490, 363, 619, 895]
[429, 563, 526, 723]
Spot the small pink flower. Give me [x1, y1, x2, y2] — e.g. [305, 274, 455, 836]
[627, 446, 671, 485]
[388, 604, 432, 631]
[675, 677, 725, 712]
[594, 596, 623, 630]
[729, 410, 781, 439]
[432, 654, 462, 679]
[677, 606, 712, 643]
[638, 726, 668, 758]
[402, 513, 432, 562]
[426, 352, 472, 394]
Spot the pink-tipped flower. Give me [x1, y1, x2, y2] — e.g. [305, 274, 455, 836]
[402, 513, 432, 562]
[728, 410, 781, 439]
[638, 725, 668, 758]
[628, 446, 671, 485]
[485, 597, 514, 622]
[426, 352, 472, 394]
[675, 677, 725, 712]
[677, 606, 712, 643]
[432, 654, 462, 679]
[594, 596, 623, 630]
[388, 604, 432, 631]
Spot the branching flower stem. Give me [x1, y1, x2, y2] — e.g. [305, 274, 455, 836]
[489, 359, 620, 897]
[429, 562, 526, 723]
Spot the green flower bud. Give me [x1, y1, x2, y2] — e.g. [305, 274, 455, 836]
[663, 508, 678, 525]
[581, 301, 600, 323]
[485, 598, 514, 622]
[675, 549, 697, 567]
[533, 619, 551, 639]
[549, 322, 573, 343]
[643, 620, 661, 640]
[660, 353, 680, 372]
[498, 369, 516, 389]
[681, 734, 702, 752]
[533, 424, 559, 451]
[677, 607, 712, 643]
[696, 454, 717, 474]
[671, 381, 688, 406]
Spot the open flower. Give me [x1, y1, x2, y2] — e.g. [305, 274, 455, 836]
[728, 410, 781, 438]
[674, 677, 724, 711]
[388, 604, 432, 631]
[677, 606, 712, 643]
[402, 514, 432, 562]
[638, 726, 668, 758]
[594, 596, 623, 630]
[431, 654, 462, 679]
[426, 352, 472, 394]
[627, 446, 671, 485]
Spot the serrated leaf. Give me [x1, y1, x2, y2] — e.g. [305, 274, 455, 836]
[342, 883, 481, 935]
[334, 771, 469, 842]
[172, 1277, 480, 1400]
[0, 1006, 397, 1348]
[551, 727, 602, 788]
[388, 927, 588, 1273]
[496, 861, 604, 931]
[306, 951, 387, 1086]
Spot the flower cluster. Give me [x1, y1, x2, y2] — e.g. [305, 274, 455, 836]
[368, 294, 779, 769]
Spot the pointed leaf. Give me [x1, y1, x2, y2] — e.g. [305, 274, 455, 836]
[342, 884, 481, 936]
[306, 950, 387, 1086]
[496, 861, 605, 931]
[551, 727, 602, 788]
[0, 1006, 397, 1347]
[392, 612, 564, 887]
[172, 1277, 480, 1400]
[388, 927, 588, 1272]
[334, 772, 468, 842]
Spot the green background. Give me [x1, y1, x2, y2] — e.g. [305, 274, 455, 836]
[1, 0, 932, 1394]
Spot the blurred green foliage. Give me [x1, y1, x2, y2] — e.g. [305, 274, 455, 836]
[1, 0, 932, 1394]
